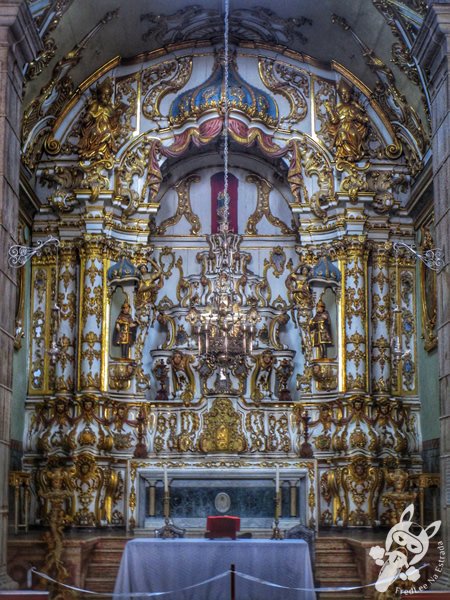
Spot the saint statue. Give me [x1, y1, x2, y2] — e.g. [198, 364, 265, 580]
[78, 77, 126, 162]
[112, 302, 138, 359]
[324, 79, 369, 162]
[309, 299, 333, 359]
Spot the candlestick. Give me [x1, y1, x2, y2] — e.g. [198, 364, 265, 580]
[163, 490, 170, 520]
[164, 466, 168, 492]
[271, 489, 283, 540]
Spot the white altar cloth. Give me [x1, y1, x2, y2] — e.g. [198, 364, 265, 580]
[113, 538, 316, 600]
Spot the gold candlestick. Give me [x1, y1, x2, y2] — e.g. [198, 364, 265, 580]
[271, 489, 283, 540]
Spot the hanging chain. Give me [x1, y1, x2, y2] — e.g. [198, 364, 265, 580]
[221, 0, 230, 232]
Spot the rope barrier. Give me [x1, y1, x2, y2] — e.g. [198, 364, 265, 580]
[28, 562, 429, 597]
[28, 568, 229, 597]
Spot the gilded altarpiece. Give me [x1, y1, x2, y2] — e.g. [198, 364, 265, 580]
[21, 42, 424, 531]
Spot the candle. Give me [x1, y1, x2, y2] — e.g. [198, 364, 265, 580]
[27, 567, 32, 589]
[275, 464, 280, 492]
[163, 465, 168, 492]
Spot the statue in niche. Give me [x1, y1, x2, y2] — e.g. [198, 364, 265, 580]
[309, 299, 333, 359]
[324, 79, 369, 162]
[112, 302, 138, 359]
[251, 350, 277, 402]
[78, 77, 126, 162]
[169, 350, 195, 405]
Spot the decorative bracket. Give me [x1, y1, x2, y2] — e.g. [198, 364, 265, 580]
[8, 235, 60, 268]
[393, 241, 444, 272]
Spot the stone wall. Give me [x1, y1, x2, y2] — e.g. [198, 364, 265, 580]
[0, 0, 40, 589]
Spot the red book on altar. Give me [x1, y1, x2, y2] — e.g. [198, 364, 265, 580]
[206, 516, 241, 539]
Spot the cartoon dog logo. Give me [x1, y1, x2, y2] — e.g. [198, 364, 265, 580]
[369, 504, 441, 592]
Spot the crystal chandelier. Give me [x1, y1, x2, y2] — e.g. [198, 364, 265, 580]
[188, 0, 257, 367]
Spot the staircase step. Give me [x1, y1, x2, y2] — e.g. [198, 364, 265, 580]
[90, 549, 125, 562]
[315, 567, 358, 578]
[315, 552, 355, 563]
[317, 591, 364, 600]
[86, 563, 120, 578]
[84, 577, 116, 593]
[316, 576, 362, 585]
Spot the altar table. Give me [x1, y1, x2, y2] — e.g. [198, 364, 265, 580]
[114, 538, 316, 600]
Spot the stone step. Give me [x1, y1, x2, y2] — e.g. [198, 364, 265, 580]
[90, 548, 126, 563]
[316, 575, 362, 585]
[315, 551, 355, 562]
[86, 563, 121, 579]
[318, 593, 364, 600]
[315, 564, 358, 577]
[315, 543, 353, 550]
[84, 577, 116, 593]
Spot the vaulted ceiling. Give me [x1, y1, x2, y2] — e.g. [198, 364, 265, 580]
[25, 0, 429, 134]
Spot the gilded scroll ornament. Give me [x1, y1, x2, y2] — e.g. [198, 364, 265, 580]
[341, 456, 382, 527]
[245, 411, 267, 452]
[142, 58, 193, 120]
[157, 174, 201, 235]
[245, 174, 292, 235]
[324, 79, 369, 162]
[78, 78, 127, 163]
[259, 58, 308, 123]
[116, 136, 162, 217]
[176, 411, 200, 453]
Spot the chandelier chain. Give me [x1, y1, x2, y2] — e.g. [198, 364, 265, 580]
[221, 0, 230, 232]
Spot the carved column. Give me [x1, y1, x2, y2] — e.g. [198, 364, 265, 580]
[344, 240, 368, 392]
[413, 2, 450, 584]
[55, 245, 78, 394]
[0, 1, 41, 589]
[370, 246, 391, 396]
[78, 239, 106, 392]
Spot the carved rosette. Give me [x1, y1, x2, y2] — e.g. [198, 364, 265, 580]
[370, 247, 391, 395]
[343, 241, 368, 392]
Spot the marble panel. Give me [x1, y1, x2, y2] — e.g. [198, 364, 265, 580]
[151, 481, 288, 520]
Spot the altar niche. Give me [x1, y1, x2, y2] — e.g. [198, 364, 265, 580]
[134, 466, 312, 533]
